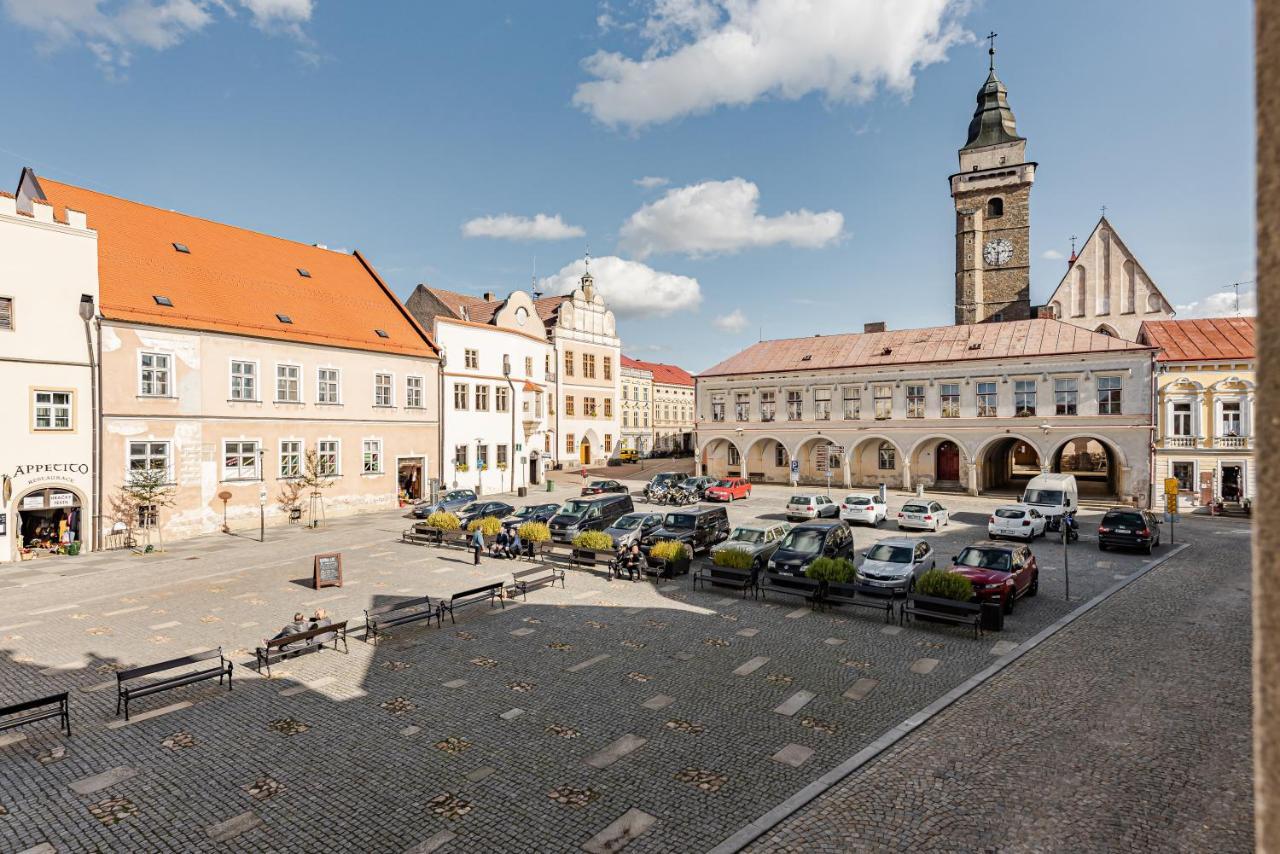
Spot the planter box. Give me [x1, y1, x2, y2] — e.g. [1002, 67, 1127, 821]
[906, 593, 980, 620]
[647, 556, 691, 577]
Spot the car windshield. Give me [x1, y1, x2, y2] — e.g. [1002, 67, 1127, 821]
[865, 544, 912, 563]
[779, 530, 825, 554]
[663, 513, 696, 529]
[955, 548, 1012, 572]
[613, 515, 644, 530]
[789, 496, 812, 505]
[902, 504, 927, 513]
[845, 496, 872, 506]
[716, 480, 735, 487]
[445, 491, 471, 501]
[994, 509, 1025, 519]
[728, 528, 763, 544]
[514, 506, 537, 518]
[1024, 489, 1064, 505]
[559, 499, 592, 517]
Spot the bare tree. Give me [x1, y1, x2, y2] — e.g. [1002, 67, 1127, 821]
[299, 449, 334, 527]
[116, 466, 176, 553]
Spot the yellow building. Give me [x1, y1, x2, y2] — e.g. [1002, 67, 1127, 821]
[1140, 318, 1255, 507]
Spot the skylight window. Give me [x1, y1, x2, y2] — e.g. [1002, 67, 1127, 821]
[374, 329, 389, 339]
[276, 314, 292, 324]
[172, 243, 190, 254]
[153, 295, 173, 307]
[297, 268, 311, 278]
[800, 355, 812, 361]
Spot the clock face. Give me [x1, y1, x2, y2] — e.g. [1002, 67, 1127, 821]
[983, 238, 1014, 267]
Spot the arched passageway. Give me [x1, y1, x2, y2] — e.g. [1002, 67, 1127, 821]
[1053, 437, 1119, 497]
[979, 437, 1042, 494]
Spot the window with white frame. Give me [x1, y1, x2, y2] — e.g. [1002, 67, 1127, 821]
[712, 395, 725, 422]
[976, 382, 998, 417]
[760, 391, 776, 422]
[585, 396, 598, 417]
[495, 386, 509, 412]
[814, 388, 831, 421]
[223, 440, 260, 480]
[1054, 378, 1079, 416]
[565, 433, 575, 453]
[475, 385, 490, 411]
[317, 368, 340, 404]
[604, 398, 612, 418]
[906, 385, 926, 418]
[873, 385, 893, 420]
[33, 390, 72, 430]
[1171, 461, 1195, 492]
[276, 364, 301, 402]
[465, 349, 478, 369]
[476, 444, 489, 469]
[1172, 401, 1193, 435]
[843, 388, 860, 420]
[362, 439, 383, 474]
[453, 383, 468, 409]
[1097, 376, 1122, 415]
[583, 353, 596, 378]
[317, 440, 339, 475]
[940, 383, 960, 417]
[406, 375, 424, 408]
[603, 356, 612, 380]
[497, 444, 508, 468]
[230, 361, 257, 400]
[454, 445, 468, 468]
[374, 373, 393, 407]
[878, 443, 896, 470]
[279, 440, 302, 478]
[128, 441, 170, 481]
[1222, 400, 1242, 436]
[524, 356, 533, 376]
[1014, 380, 1036, 416]
[140, 352, 171, 396]
[728, 445, 741, 466]
[0, 295, 11, 330]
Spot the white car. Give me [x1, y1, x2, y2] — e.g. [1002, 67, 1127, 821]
[988, 504, 1046, 540]
[839, 493, 888, 526]
[896, 500, 949, 532]
[785, 494, 838, 521]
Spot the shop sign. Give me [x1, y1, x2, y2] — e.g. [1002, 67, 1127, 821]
[21, 495, 45, 510]
[11, 464, 90, 477]
[49, 491, 76, 508]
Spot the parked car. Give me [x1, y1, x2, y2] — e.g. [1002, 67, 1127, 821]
[581, 479, 628, 496]
[785, 494, 839, 522]
[1021, 473, 1079, 528]
[458, 500, 515, 526]
[641, 506, 731, 556]
[548, 493, 635, 543]
[896, 500, 949, 531]
[855, 537, 935, 594]
[767, 519, 854, 577]
[839, 493, 888, 526]
[1098, 507, 1162, 554]
[680, 476, 717, 500]
[710, 522, 790, 568]
[617, 449, 640, 463]
[413, 489, 477, 518]
[947, 542, 1039, 613]
[604, 512, 664, 549]
[502, 502, 561, 532]
[988, 504, 1047, 540]
[704, 477, 752, 502]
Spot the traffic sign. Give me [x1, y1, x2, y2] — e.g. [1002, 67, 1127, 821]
[1164, 477, 1180, 496]
[827, 444, 846, 457]
[258, 486, 268, 506]
[790, 460, 799, 474]
[1164, 494, 1178, 514]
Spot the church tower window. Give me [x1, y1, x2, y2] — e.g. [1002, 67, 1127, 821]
[986, 197, 1004, 218]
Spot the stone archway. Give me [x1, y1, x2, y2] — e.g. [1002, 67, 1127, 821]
[1052, 435, 1122, 497]
[700, 438, 743, 479]
[794, 436, 847, 487]
[850, 436, 905, 489]
[744, 435, 790, 483]
[977, 434, 1043, 494]
[908, 435, 969, 491]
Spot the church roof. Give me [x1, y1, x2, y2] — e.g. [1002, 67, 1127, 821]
[962, 64, 1023, 150]
[699, 319, 1148, 378]
[1046, 216, 1172, 312]
[1138, 317, 1255, 362]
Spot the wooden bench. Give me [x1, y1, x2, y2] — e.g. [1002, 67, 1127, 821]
[439, 583, 505, 625]
[116, 649, 232, 721]
[693, 565, 756, 597]
[901, 594, 983, 638]
[510, 565, 566, 600]
[364, 596, 438, 643]
[759, 572, 821, 607]
[0, 692, 70, 738]
[821, 582, 896, 622]
[402, 525, 473, 550]
[254, 621, 349, 676]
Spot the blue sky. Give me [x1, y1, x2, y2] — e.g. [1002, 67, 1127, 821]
[0, 0, 1254, 372]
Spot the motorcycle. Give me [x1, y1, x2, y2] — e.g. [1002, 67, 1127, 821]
[1060, 510, 1079, 543]
[671, 486, 698, 506]
[644, 484, 668, 504]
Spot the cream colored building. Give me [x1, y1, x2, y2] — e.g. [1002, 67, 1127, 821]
[628, 359, 694, 453]
[620, 356, 653, 454]
[1140, 317, 1255, 506]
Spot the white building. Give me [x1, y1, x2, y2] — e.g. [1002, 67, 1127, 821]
[0, 188, 100, 563]
[620, 357, 653, 455]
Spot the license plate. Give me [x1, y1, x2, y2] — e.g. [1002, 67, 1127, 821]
[1116, 527, 1130, 533]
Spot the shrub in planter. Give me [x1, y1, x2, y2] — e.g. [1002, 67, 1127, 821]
[518, 522, 551, 543]
[649, 539, 691, 563]
[805, 556, 857, 584]
[426, 511, 461, 530]
[916, 569, 975, 602]
[572, 530, 614, 551]
[467, 516, 504, 536]
[712, 548, 754, 570]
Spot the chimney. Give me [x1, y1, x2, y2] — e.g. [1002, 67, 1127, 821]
[863, 321, 886, 334]
[31, 200, 54, 223]
[65, 208, 87, 229]
[483, 291, 494, 301]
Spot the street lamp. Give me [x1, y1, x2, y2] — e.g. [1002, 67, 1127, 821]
[476, 437, 484, 495]
[259, 449, 267, 543]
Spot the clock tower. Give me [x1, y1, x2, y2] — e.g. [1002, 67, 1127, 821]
[951, 36, 1035, 325]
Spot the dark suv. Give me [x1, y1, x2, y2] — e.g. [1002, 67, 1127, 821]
[767, 519, 854, 577]
[548, 493, 635, 543]
[1097, 507, 1162, 554]
[947, 542, 1039, 613]
[641, 506, 730, 556]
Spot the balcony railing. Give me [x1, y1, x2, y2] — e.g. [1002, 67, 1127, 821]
[1214, 435, 1250, 449]
[1164, 436, 1197, 448]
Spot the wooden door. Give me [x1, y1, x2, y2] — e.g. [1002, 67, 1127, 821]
[937, 442, 960, 482]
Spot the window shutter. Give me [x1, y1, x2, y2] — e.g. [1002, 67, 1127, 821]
[0, 296, 11, 330]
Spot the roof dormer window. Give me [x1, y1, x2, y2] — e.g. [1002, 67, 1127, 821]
[297, 268, 311, 278]
[153, 295, 173, 307]
[172, 242, 190, 254]
[276, 314, 292, 324]
[375, 329, 389, 339]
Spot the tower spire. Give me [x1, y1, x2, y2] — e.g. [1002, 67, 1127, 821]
[987, 30, 997, 71]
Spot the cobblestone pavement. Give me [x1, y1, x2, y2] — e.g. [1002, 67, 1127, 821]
[747, 537, 1254, 853]
[0, 486, 1249, 853]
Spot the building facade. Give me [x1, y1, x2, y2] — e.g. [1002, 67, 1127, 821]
[0, 190, 99, 563]
[21, 171, 441, 547]
[629, 359, 695, 453]
[1140, 318, 1255, 506]
[548, 272, 622, 467]
[620, 357, 653, 455]
[696, 320, 1155, 505]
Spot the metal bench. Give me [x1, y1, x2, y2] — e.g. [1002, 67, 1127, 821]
[759, 572, 821, 607]
[900, 594, 983, 638]
[510, 566, 565, 600]
[0, 692, 70, 738]
[439, 582, 505, 625]
[693, 565, 756, 598]
[821, 582, 896, 622]
[364, 596, 438, 643]
[116, 649, 232, 721]
[254, 621, 349, 676]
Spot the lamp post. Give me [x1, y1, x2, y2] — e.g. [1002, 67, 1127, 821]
[259, 449, 266, 543]
[476, 437, 484, 495]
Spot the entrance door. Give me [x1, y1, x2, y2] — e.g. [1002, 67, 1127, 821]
[936, 442, 960, 482]
[529, 454, 540, 486]
[1221, 465, 1242, 503]
[16, 487, 83, 554]
[398, 459, 424, 501]
[579, 441, 591, 466]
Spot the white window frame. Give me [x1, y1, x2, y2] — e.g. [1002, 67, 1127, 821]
[32, 389, 74, 431]
[127, 439, 173, 483]
[406, 375, 425, 409]
[374, 372, 395, 407]
[138, 351, 173, 397]
[0, 294, 12, 331]
[275, 363, 302, 404]
[362, 438, 384, 474]
[222, 438, 262, 481]
[279, 439, 303, 479]
[229, 359, 260, 402]
[475, 384, 490, 412]
[495, 385, 510, 412]
[464, 349, 479, 370]
[453, 382, 469, 410]
[317, 367, 342, 405]
[317, 439, 341, 476]
[1170, 460, 1197, 493]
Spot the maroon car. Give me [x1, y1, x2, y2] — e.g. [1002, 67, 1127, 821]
[948, 542, 1039, 613]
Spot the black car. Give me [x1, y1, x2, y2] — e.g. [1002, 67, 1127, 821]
[582, 479, 629, 496]
[502, 502, 561, 532]
[767, 519, 854, 577]
[641, 506, 730, 557]
[1098, 507, 1162, 554]
[457, 501, 515, 526]
[549, 493, 635, 543]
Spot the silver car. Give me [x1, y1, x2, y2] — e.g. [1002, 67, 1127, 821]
[604, 512, 663, 549]
[856, 537, 936, 594]
[710, 522, 791, 567]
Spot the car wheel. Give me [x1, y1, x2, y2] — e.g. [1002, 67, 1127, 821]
[1028, 572, 1039, 597]
[1099, 542, 1108, 551]
[1144, 540, 1153, 555]
[897, 523, 904, 530]
[1003, 590, 1015, 615]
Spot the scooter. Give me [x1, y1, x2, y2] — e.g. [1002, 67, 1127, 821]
[1061, 510, 1079, 543]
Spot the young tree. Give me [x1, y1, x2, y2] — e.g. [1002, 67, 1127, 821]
[117, 466, 176, 553]
[299, 449, 335, 527]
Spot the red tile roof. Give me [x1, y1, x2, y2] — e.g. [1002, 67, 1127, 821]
[620, 355, 648, 371]
[698, 319, 1149, 377]
[626, 358, 694, 386]
[425, 286, 569, 328]
[1139, 317, 1255, 362]
[33, 176, 437, 358]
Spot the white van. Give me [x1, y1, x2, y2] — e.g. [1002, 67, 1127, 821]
[1020, 473, 1079, 523]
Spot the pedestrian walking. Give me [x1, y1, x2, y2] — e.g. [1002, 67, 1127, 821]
[472, 526, 484, 565]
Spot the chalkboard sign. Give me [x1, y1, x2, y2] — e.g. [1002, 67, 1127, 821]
[313, 552, 343, 589]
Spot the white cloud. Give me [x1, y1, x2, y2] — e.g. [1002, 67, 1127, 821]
[1042, 249, 1064, 260]
[541, 255, 701, 318]
[712, 308, 749, 333]
[1175, 287, 1256, 319]
[634, 176, 669, 189]
[573, 0, 969, 128]
[461, 213, 585, 241]
[619, 177, 843, 258]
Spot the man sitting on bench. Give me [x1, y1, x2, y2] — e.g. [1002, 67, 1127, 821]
[505, 530, 523, 560]
[490, 529, 510, 559]
[309, 608, 336, 642]
[266, 613, 309, 648]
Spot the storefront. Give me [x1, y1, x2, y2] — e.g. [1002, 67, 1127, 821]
[13, 486, 85, 555]
[398, 456, 426, 503]
[1, 465, 95, 563]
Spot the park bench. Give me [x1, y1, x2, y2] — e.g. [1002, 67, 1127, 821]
[116, 649, 232, 721]
[364, 596, 439, 643]
[900, 594, 983, 639]
[438, 582, 505, 625]
[254, 621, 349, 676]
[758, 571, 821, 608]
[0, 692, 70, 738]
[693, 565, 756, 598]
[510, 565, 566, 600]
[402, 525, 473, 551]
[821, 582, 896, 623]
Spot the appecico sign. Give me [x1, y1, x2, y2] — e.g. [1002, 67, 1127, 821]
[12, 464, 90, 477]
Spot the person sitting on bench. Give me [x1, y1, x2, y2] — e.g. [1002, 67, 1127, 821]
[309, 608, 336, 642]
[265, 613, 308, 648]
[490, 529, 510, 558]
[506, 530, 522, 560]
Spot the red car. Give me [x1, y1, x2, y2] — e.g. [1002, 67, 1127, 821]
[704, 478, 751, 502]
[947, 542, 1038, 614]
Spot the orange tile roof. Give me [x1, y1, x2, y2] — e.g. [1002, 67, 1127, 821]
[1139, 317, 1255, 362]
[626, 358, 694, 386]
[620, 355, 648, 371]
[699, 319, 1149, 377]
[33, 175, 437, 358]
